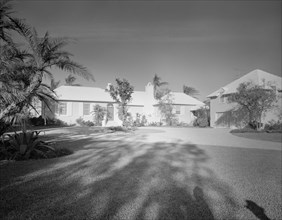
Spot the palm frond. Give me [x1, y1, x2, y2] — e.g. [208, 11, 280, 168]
[55, 58, 94, 81]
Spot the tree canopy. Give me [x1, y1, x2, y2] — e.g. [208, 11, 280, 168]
[152, 74, 168, 100]
[228, 81, 277, 129]
[107, 78, 134, 126]
[0, 0, 94, 135]
[183, 85, 199, 98]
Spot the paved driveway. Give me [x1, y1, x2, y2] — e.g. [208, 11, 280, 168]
[134, 127, 282, 150]
[0, 127, 281, 220]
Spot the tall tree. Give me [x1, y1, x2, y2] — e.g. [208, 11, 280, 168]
[228, 82, 277, 129]
[107, 78, 134, 126]
[65, 74, 80, 86]
[158, 90, 177, 126]
[152, 74, 168, 100]
[183, 85, 199, 98]
[50, 79, 60, 90]
[0, 22, 94, 136]
[0, 29, 94, 122]
[0, 0, 29, 44]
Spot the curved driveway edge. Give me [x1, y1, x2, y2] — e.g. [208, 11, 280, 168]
[135, 127, 281, 151]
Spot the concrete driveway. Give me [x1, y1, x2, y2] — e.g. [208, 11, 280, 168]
[134, 127, 282, 150]
[0, 126, 281, 220]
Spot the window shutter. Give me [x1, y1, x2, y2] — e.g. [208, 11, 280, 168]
[83, 103, 90, 115]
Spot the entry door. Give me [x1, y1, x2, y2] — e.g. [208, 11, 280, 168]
[107, 104, 114, 121]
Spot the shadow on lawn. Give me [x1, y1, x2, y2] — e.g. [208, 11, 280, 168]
[0, 133, 240, 220]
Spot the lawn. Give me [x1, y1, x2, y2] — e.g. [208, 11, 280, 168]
[232, 132, 282, 143]
[0, 127, 281, 220]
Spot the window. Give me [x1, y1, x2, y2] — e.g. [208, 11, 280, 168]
[83, 103, 90, 115]
[175, 105, 181, 114]
[55, 102, 67, 115]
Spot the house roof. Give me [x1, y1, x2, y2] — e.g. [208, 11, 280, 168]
[163, 92, 205, 106]
[55, 86, 114, 102]
[207, 69, 282, 98]
[54, 86, 145, 106]
[54, 85, 205, 107]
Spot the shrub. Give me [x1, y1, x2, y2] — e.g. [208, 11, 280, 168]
[107, 126, 127, 132]
[148, 122, 161, 126]
[76, 117, 94, 127]
[176, 122, 190, 127]
[193, 107, 210, 127]
[124, 113, 134, 127]
[28, 117, 69, 127]
[47, 118, 69, 126]
[248, 121, 263, 130]
[193, 117, 209, 127]
[141, 115, 147, 126]
[133, 113, 141, 127]
[92, 104, 106, 126]
[264, 120, 282, 131]
[0, 131, 56, 160]
[29, 116, 45, 126]
[230, 128, 264, 133]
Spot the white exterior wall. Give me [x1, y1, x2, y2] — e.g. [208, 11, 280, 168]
[54, 101, 111, 125]
[128, 106, 144, 119]
[143, 82, 157, 123]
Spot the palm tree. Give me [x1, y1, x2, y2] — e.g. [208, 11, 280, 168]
[183, 85, 199, 98]
[50, 79, 60, 90]
[0, 0, 29, 44]
[65, 74, 81, 86]
[152, 74, 168, 100]
[0, 28, 94, 129]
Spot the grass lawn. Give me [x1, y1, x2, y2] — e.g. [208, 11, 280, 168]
[232, 132, 282, 143]
[0, 127, 281, 220]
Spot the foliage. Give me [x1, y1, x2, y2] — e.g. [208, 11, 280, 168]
[158, 92, 177, 126]
[0, 130, 55, 160]
[50, 79, 60, 90]
[228, 82, 277, 130]
[28, 116, 68, 127]
[230, 128, 266, 133]
[264, 120, 282, 131]
[141, 115, 147, 126]
[92, 104, 106, 126]
[175, 122, 190, 127]
[148, 122, 162, 126]
[0, 1, 94, 136]
[183, 85, 199, 98]
[153, 74, 168, 100]
[76, 117, 94, 127]
[107, 126, 127, 132]
[134, 113, 141, 126]
[65, 75, 81, 86]
[193, 107, 210, 127]
[107, 78, 134, 126]
[124, 113, 134, 127]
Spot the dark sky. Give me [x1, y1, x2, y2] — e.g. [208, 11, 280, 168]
[14, 0, 281, 100]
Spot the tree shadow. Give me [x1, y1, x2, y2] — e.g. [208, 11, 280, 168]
[0, 132, 241, 219]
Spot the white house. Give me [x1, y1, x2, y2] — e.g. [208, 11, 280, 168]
[207, 69, 282, 128]
[45, 82, 205, 126]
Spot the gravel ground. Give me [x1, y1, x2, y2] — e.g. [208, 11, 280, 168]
[0, 127, 281, 220]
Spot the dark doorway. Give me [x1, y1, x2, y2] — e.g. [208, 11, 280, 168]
[107, 103, 114, 121]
